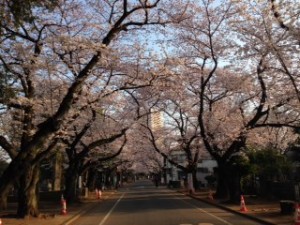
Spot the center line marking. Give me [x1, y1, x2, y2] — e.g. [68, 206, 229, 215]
[98, 193, 125, 225]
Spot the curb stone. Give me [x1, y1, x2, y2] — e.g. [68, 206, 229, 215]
[179, 191, 277, 225]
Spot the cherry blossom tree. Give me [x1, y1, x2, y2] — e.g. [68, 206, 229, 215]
[0, 0, 58, 29]
[61, 109, 127, 202]
[0, 0, 188, 217]
[61, 83, 150, 202]
[230, 0, 300, 103]
[268, 0, 300, 43]
[143, 0, 300, 201]
[187, 0, 300, 200]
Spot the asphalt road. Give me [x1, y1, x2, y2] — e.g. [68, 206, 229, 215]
[68, 180, 263, 225]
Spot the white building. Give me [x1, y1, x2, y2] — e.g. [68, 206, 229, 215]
[165, 149, 217, 187]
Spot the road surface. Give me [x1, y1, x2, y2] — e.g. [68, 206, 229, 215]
[68, 180, 263, 225]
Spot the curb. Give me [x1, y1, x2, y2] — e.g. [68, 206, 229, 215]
[180, 191, 276, 225]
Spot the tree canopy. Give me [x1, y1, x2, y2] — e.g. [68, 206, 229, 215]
[0, 0, 299, 215]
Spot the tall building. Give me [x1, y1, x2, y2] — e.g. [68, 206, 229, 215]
[150, 110, 164, 132]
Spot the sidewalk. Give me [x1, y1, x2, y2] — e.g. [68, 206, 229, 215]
[180, 189, 295, 225]
[0, 190, 117, 225]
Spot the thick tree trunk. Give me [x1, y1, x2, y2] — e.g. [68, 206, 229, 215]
[215, 162, 230, 200]
[0, 156, 28, 209]
[0, 182, 12, 210]
[17, 164, 40, 218]
[87, 169, 97, 191]
[64, 163, 80, 203]
[215, 161, 242, 202]
[228, 174, 241, 202]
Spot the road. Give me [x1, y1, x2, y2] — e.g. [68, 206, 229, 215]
[68, 180, 263, 225]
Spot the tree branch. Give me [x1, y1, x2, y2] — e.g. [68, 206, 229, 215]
[0, 136, 17, 159]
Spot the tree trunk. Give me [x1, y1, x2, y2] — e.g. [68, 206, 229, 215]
[187, 173, 194, 193]
[215, 162, 230, 200]
[215, 161, 242, 202]
[192, 169, 199, 190]
[0, 182, 12, 210]
[87, 169, 97, 191]
[0, 156, 28, 209]
[228, 173, 241, 203]
[64, 162, 80, 203]
[0, 171, 14, 210]
[17, 164, 40, 218]
[53, 152, 62, 191]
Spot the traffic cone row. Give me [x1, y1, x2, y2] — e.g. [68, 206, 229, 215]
[295, 203, 300, 225]
[240, 195, 248, 212]
[61, 194, 67, 215]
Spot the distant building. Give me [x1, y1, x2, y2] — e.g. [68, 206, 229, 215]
[165, 149, 217, 187]
[150, 110, 164, 132]
[196, 159, 217, 186]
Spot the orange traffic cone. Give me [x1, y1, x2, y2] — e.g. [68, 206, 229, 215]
[295, 203, 300, 225]
[0, 218, 2, 225]
[61, 196, 67, 215]
[240, 195, 248, 212]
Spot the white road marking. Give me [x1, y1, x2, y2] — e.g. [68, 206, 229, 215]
[65, 203, 97, 225]
[65, 192, 116, 225]
[195, 207, 232, 225]
[175, 196, 233, 225]
[98, 193, 125, 225]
